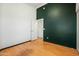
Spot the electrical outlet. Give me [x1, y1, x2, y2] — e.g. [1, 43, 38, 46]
[47, 37, 49, 39]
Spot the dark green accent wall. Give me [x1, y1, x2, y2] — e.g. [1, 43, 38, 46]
[37, 3, 76, 49]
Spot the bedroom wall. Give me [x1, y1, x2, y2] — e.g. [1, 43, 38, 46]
[37, 3, 76, 48]
[0, 3, 36, 49]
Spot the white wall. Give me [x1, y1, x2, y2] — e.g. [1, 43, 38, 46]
[31, 18, 38, 40]
[0, 3, 36, 49]
[31, 8, 38, 40]
[76, 3, 79, 51]
[77, 11, 79, 51]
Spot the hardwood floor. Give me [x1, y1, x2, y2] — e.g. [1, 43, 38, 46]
[0, 39, 79, 56]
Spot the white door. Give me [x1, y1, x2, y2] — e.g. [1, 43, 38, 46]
[37, 19, 44, 39]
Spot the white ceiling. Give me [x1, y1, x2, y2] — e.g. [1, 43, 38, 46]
[27, 3, 46, 8]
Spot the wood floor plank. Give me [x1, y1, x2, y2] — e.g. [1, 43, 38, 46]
[0, 39, 79, 56]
